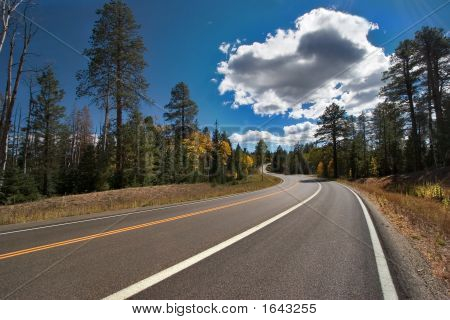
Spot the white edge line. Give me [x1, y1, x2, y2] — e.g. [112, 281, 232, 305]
[340, 183, 398, 300]
[0, 176, 288, 236]
[103, 182, 322, 300]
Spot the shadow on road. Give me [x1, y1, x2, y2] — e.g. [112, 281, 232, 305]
[298, 175, 329, 183]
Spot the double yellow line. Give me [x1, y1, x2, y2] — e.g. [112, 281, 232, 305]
[0, 183, 297, 261]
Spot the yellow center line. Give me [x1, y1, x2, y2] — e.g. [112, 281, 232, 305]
[0, 183, 298, 261]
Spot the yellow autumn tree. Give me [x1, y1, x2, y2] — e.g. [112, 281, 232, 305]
[218, 140, 232, 166]
[316, 161, 325, 177]
[216, 140, 231, 180]
[369, 157, 378, 177]
[183, 132, 212, 177]
[327, 160, 334, 178]
[242, 154, 254, 176]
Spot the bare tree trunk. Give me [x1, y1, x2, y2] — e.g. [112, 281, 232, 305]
[22, 84, 33, 174]
[0, 13, 34, 174]
[116, 96, 123, 187]
[403, 60, 421, 171]
[1, 134, 7, 173]
[0, 31, 15, 175]
[115, 46, 124, 188]
[102, 99, 110, 152]
[70, 109, 76, 166]
[0, 0, 23, 54]
[43, 108, 50, 195]
[332, 132, 338, 178]
[362, 120, 367, 176]
[382, 113, 388, 175]
[11, 108, 21, 167]
[136, 119, 140, 183]
[426, 75, 438, 168]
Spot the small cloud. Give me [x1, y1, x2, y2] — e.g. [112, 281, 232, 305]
[219, 42, 231, 54]
[370, 22, 379, 30]
[207, 21, 213, 25]
[210, 78, 218, 84]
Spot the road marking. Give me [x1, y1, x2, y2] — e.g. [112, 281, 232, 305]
[0, 182, 297, 261]
[0, 177, 287, 236]
[340, 184, 398, 300]
[104, 183, 322, 300]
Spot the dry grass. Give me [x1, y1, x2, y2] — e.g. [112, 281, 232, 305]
[347, 178, 450, 235]
[0, 174, 281, 225]
[342, 178, 449, 290]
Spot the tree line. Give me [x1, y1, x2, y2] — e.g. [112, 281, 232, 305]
[1, 1, 448, 204]
[0, 0, 256, 204]
[269, 27, 449, 178]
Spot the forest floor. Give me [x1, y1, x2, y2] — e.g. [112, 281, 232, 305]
[342, 167, 450, 294]
[0, 174, 281, 226]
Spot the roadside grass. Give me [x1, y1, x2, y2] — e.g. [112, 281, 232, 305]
[344, 179, 449, 235]
[341, 178, 449, 289]
[0, 174, 281, 225]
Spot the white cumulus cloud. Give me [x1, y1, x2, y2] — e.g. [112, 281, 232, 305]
[229, 121, 319, 150]
[217, 8, 389, 120]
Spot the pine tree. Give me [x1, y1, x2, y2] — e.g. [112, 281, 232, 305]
[78, 0, 148, 188]
[32, 67, 65, 195]
[291, 143, 310, 174]
[163, 82, 199, 181]
[271, 145, 287, 174]
[357, 112, 369, 177]
[0, 167, 39, 204]
[255, 139, 268, 180]
[164, 82, 199, 140]
[123, 109, 155, 186]
[95, 127, 115, 191]
[414, 27, 450, 165]
[76, 144, 97, 193]
[56, 121, 76, 194]
[381, 40, 422, 171]
[154, 126, 174, 184]
[371, 102, 404, 175]
[314, 103, 347, 178]
[210, 120, 220, 181]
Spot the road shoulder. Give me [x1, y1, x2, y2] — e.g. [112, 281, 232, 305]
[352, 188, 448, 299]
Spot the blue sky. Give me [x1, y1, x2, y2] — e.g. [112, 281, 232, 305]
[4, 0, 450, 150]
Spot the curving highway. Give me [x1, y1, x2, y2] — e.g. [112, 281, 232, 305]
[0, 173, 397, 299]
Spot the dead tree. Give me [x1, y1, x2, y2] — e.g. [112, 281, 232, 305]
[0, 3, 35, 176]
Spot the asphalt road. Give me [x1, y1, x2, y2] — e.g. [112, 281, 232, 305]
[0, 173, 397, 299]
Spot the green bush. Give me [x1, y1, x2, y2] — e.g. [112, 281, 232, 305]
[0, 168, 40, 205]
